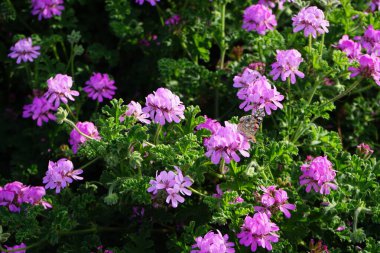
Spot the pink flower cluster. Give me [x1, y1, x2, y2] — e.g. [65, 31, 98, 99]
[31, 0, 65, 20]
[356, 25, 380, 54]
[44, 74, 79, 108]
[142, 87, 185, 125]
[191, 230, 235, 253]
[0, 181, 51, 212]
[254, 186, 296, 218]
[370, 0, 380, 12]
[204, 121, 250, 165]
[147, 167, 192, 208]
[348, 54, 380, 85]
[165, 15, 181, 26]
[258, 0, 294, 10]
[196, 116, 222, 141]
[8, 37, 40, 64]
[337, 35, 362, 61]
[22, 96, 57, 126]
[357, 143, 374, 157]
[233, 68, 284, 115]
[300, 156, 338, 195]
[69, 121, 101, 154]
[1, 243, 26, 253]
[84, 73, 117, 102]
[292, 6, 329, 38]
[242, 4, 277, 35]
[119, 101, 151, 124]
[270, 49, 305, 84]
[135, 0, 159, 6]
[237, 212, 279, 252]
[43, 158, 83, 193]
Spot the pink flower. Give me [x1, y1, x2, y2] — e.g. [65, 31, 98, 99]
[8, 37, 40, 64]
[135, 0, 159, 6]
[212, 184, 224, 199]
[22, 96, 56, 126]
[357, 143, 374, 157]
[370, 0, 380, 12]
[196, 116, 222, 135]
[258, 0, 294, 10]
[165, 15, 181, 26]
[355, 25, 380, 54]
[147, 167, 192, 208]
[119, 101, 151, 124]
[84, 73, 117, 102]
[43, 158, 83, 193]
[237, 213, 279, 252]
[142, 88, 185, 125]
[1, 243, 26, 253]
[204, 122, 250, 164]
[348, 54, 380, 86]
[191, 230, 235, 253]
[242, 4, 277, 35]
[44, 74, 79, 108]
[234, 69, 284, 115]
[300, 156, 338, 195]
[69, 121, 101, 154]
[31, 0, 64, 20]
[337, 35, 362, 61]
[292, 6, 329, 38]
[270, 49, 305, 84]
[336, 226, 346, 231]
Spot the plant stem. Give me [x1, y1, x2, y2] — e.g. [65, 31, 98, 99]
[319, 33, 325, 59]
[219, 158, 226, 174]
[24, 64, 33, 89]
[63, 118, 98, 140]
[319, 78, 362, 108]
[77, 157, 100, 171]
[154, 124, 163, 144]
[308, 34, 312, 52]
[64, 103, 77, 121]
[353, 206, 372, 232]
[189, 187, 207, 197]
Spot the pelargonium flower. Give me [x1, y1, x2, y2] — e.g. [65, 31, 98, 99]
[165, 15, 181, 26]
[43, 158, 83, 193]
[8, 37, 40, 64]
[292, 6, 329, 38]
[205, 121, 250, 164]
[119, 101, 151, 124]
[22, 96, 56, 126]
[1, 243, 26, 253]
[270, 49, 305, 84]
[135, 0, 159, 6]
[254, 186, 296, 218]
[370, 0, 380, 12]
[337, 35, 362, 61]
[242, 4, 277, 35]
[191, 230, 235, 253]
[196, 116, 222, 135]
[355, 25, 380, 54]
[233, 68, 284, 115]
[31, 0, 64, 20]
[44, 74, 79, 108]
[142, 88, 185, 125]
[348, 54, 380, 86]
[0, 181, 51, 212]
[309, 239, 329, 253]
[212, 184, 224, 199]
[69, 121, 101, 154]
[357, 143, 374, 157]
[237, 212, 280, 252]
[258, 0, 294, 10]
[147, 167, 192, 208]
[84, 73, 117, 102]
[300, 156, 338, 195]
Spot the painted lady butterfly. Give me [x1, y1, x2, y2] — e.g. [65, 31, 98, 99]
[237, 109, 265, 142]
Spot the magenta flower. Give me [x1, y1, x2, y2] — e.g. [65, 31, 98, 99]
[31, 0, 64, 20]
[355, 25, 380, 54]
[357, 143, 374, 157]
[258, 0, 294, 10]
[119, 101, 151, 124]
[142, 88, 185, 126]
[1, 243, 26, 253]
[135, 0, 159, 6]
[0, 181, 51, 212]
[254, 186, 296, 218]
[8, 37, 40, 64]
[84, 73, 117, 102]
[292, 6, 329, 38]
[69, 121, 101, 154]
[204, 121, 250, 164]
[147, 167, 192, 208]
[196, 116, 222, 135]
[234, 69, 284, 115]
[22, 96, 56, 126]
[242, 4, 277, 35]
[300, 156, 338, 195]
[337, 35, 362, 61]
[44, 74, 79, 108]
[212, 184, 224, 199]
[370, 0, 380, 12]
[43, 158, 83, 193]
[165, 15, 181, 26]
[270, 49, 305, 84]
[191, 230, 235, 253]
[237, 212, 279, 252]
[348, 54, 380, 86]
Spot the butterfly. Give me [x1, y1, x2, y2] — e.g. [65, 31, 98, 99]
[237, 109, 265, 143]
